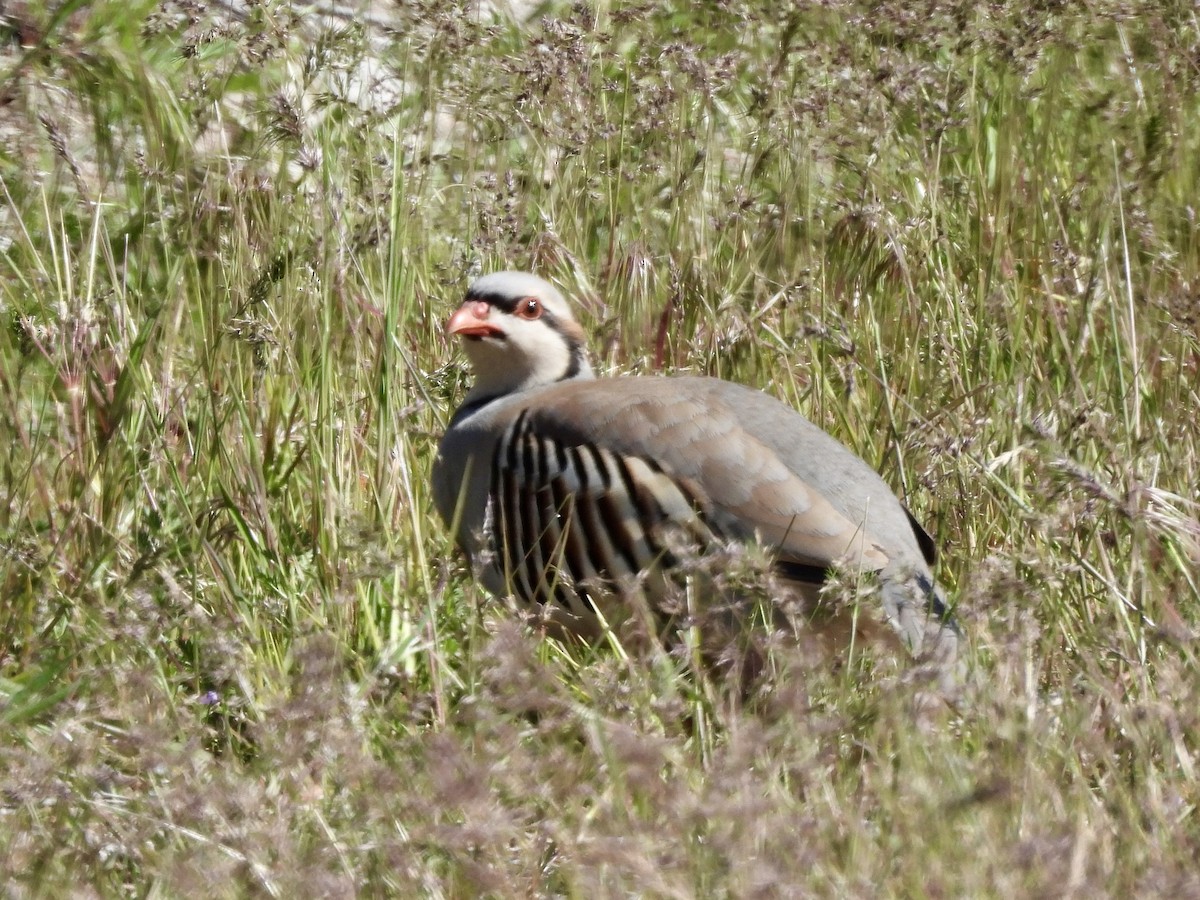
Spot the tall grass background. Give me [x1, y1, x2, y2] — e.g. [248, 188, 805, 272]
[1, 0, 1197, 895]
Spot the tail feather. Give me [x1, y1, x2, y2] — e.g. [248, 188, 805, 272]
[881, 567, 966, 692]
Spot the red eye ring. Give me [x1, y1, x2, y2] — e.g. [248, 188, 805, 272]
[515, 297, 542, 320]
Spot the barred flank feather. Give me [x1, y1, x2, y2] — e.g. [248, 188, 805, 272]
[490, 410, 718, 619]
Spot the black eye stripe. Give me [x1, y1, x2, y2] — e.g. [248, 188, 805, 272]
[465, 291, 559, 325]
[466, 291, 533, 314]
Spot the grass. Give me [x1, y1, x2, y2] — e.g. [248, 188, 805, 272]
[1, 0, 1198, 895]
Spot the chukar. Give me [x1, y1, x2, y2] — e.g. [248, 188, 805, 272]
[433, 271, 961, 674]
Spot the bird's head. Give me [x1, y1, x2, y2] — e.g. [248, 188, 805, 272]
[447, 271, 594, 403]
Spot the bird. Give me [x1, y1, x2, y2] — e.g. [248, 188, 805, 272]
[433, 271, 962, 682]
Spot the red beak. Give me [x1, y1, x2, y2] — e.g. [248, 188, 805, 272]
[446, 301, 505, 339]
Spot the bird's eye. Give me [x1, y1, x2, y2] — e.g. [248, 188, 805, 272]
[515, 298, 542, 320]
